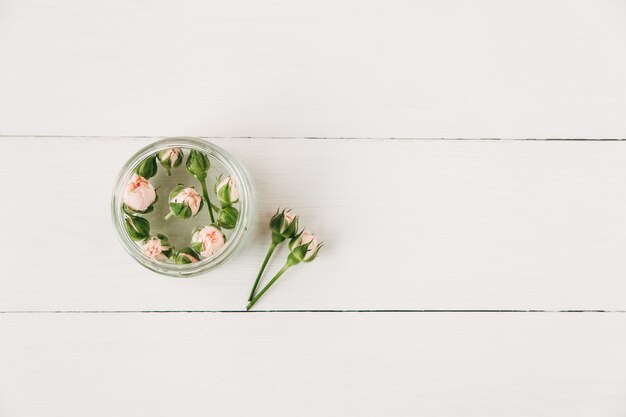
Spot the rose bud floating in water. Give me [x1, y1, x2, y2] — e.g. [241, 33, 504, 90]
[218, 206, 239, 230]
[215, 175, 239, 206]
[174, 247, 201, 264]
[191, 225, 226, 258]
[142, 234, 173, 261]
[157, 148, 183, 176]
[248, 209, 299, 301]
[186, 150, 216, 223]
[124, 214, 150, 241]
[123, 174, 157, 213]
[247, 229, 323, 311]
[134, 155, 158, 179]
[165, 184, 203, 220]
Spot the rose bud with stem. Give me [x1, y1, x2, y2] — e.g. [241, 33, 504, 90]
[123, 174, 158, 214]
[164, 184, 203, 220]
[247, 209, 298, 302]
[157, 148, 183, 176]
[247, 230, 322, 311]
[134, 154, 158, 179]
[186, 150, 215, 223]
[142, 234, 173, 261]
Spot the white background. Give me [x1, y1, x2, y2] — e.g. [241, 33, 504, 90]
[1, 0, 626, 415]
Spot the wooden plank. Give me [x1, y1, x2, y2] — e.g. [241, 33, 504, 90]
[1, 137, 626, 311]
[1, 312, 625, 416]
[1, 0, 625, 138]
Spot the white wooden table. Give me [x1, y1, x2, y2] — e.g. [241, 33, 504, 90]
[2, 0, 626, 415]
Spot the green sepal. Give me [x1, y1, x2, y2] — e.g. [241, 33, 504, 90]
[287, 253, 302, 266]
[290, 240, 312, 263]
[156, 233, 173, 258]
[123, 203, 155, 215]
[218, 206, 239, 229]
[218, 182, 232, 206]
[302, 244, 323, 263]
[170, 202, 191, 218]
[134, 155, 158, 179]
[168, 184, 186, 200]
[191, 241, 203, 255]
[282, 215, 298, 239]
[124, 215, 150, 241]
[216, 175, 238, 207]
[269, 209, 285, 234]
[174, 247, 200, 264]
[288, 230, 304, 251]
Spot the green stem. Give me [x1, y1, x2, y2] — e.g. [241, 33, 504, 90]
[246, 263, 291, 311]
[248, 242, 278, 301]
[164, 211, 175, 221]
[200, 179, 216, 223]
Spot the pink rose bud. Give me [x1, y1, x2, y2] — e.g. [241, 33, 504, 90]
[157, 148, 183, 176]
[288, 230, 322, 264]
[269, 209, 299, 242]
[165, 184, 203, 220]
[123, 174, 157, 213]
[215, 175, 239, 206]
[191, 225, 226, 258]
[142, 234, 173, 261]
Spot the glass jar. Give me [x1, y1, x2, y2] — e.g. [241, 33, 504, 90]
[111, 137, 253, 277]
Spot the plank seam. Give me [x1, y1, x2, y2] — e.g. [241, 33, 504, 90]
[1, 310, 624, 314]
[1, 135, 625, 141]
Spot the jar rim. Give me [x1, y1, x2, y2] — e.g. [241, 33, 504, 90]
[111, 137, 253, 277]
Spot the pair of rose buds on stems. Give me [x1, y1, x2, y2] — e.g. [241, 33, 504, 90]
[123, 148, 240, 263]
[246, 209, 323, 310]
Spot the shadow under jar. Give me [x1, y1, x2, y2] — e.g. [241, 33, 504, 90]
[111, 137, 253, 277]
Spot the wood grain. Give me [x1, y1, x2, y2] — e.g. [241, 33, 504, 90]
[2, 137, 626, 311]
[1, 0, 625, 138]
[3, 0, 626, 413]
[1, 312, 625, 416]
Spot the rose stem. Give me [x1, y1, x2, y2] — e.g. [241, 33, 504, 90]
[248, 242, 278, 301]
[246, 263, 291, 311]
[164, 211, 175, 221]
[200, 179, 216, 223]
